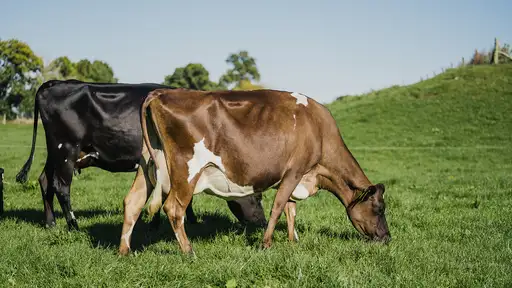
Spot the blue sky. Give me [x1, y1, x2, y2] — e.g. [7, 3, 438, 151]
[1, 0, 510, 103]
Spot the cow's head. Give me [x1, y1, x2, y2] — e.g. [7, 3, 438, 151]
[226, 193, 267, 228]
[346, 183, 390, 242]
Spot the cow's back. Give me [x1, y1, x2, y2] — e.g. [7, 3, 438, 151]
[149, 89, 326, 190]
[38, 80, 168, 172]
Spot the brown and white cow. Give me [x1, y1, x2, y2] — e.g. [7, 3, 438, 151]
[119, 88, 391, 256]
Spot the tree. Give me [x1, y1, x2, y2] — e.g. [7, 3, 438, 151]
[42, 57, 118, 83]
[75, 59, 118, 83]
[43, 56, 77, 81]
[232, 79, 265, 91]
[163, 63, 221, 91]
[219, 50, 261, 89]
[0, 38, 43, 118]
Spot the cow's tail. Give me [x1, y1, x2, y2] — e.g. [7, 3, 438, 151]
[141, 92, 165, 218]
[16, 92, 40, 184]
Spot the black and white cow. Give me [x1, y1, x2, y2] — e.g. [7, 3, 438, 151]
[15, 80, 267, 230]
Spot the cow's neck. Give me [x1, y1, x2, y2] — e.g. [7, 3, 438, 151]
[337, 145, 373, 204]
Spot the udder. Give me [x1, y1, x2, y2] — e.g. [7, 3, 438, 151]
[193, 165, 256, 200]
[193, 164, 319, 202]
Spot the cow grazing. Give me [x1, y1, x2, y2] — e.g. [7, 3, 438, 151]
[15, 80, 267, 231]
[122, 88, 391, 256]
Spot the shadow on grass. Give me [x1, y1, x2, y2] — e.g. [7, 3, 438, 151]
[0, 208, 111, 227]
[0, 207, 287, 252]
[86, 211, 288, 253]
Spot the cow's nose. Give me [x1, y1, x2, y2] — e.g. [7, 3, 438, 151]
[376, 234, 391, 244]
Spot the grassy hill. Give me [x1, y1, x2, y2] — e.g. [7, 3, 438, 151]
[329, 64, 512, 148]
[0, 64, 511, 287]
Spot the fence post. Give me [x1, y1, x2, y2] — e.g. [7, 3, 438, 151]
[493, 38, 500, 64]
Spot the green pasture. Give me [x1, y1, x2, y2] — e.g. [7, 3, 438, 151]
[0, 64, 511, 287]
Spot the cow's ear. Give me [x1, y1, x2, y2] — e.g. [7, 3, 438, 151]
[366, 183, 385, 196]
[375, 183, 385, 194]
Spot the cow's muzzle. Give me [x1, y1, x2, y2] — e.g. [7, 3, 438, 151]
[373, 233, 391, 244]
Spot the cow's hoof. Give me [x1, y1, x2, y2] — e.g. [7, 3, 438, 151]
[118, 247, 130, 256]
[186, 249, 197, 260]
[67, 219, 79, 231]
[261, 240, 273, 250]
[44, 221, 56, 229]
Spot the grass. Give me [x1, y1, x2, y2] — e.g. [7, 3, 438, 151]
[1, 64, 512, 287]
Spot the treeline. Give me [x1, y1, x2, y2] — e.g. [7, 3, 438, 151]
[2, 37, 511, 120]
[0, 38, 263, 119]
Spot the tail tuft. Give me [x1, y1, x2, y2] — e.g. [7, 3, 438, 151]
[15, 156, 33, 184]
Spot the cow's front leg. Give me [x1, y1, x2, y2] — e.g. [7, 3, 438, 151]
[54, 143, 80, 230]
[119, 168, 150, 256]
[54, 183, 78, 230]
[263, 171, 303, 249]
[284, 200, 299, 242]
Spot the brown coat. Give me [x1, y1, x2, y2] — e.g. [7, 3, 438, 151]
[119, 88, 390, 256]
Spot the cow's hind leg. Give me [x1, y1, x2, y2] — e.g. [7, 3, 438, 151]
[39, 161, 56, 228]
[119, 167, 151, 255]
[263, 170, 303, 249]
[161, 171, 194, 256]
[148, 190, 198, 230]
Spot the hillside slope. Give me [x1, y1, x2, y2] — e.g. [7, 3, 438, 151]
[327, 64, 512, 148]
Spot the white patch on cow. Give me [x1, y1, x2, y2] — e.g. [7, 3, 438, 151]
[293, 114, 297, 130]
[193, 165, 256, 199]
[58, 143, 62, 149]
[70, 211, 76, 220]
[187, 138, 225, 182]
[175, 232, 181, 245]
[121, 216, 136, 249]
[147, 148, 168, 217]
[152, 149, 166, 186]
[181, 216, 185, 225]
[134, 163, 139, 169]
[290, 183, 309, 201]
[156, 169, 162, 185]
[290, 92, 309, 106]
[294, 228, 299, 241]
[187, 138, 314, 201]
[76, 152, 99, 163]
